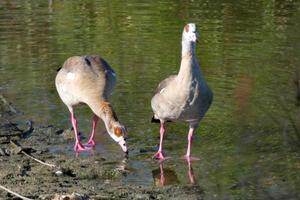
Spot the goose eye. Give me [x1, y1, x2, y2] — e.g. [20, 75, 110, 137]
[114, 127, 123, 137]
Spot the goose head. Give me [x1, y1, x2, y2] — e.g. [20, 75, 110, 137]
[182, 23, 199, 43]
[108, 121, 128, 154]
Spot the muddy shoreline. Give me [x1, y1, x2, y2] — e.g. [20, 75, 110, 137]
[0, 95, 203, 200]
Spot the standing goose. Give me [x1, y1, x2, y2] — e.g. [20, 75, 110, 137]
[55, 55, 128, 154]
[151, 23, 213, 160]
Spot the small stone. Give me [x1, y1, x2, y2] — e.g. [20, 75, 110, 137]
[52, 193, 87, 200]
[55, 170, 63, 176]
[134, 194, 150, 200]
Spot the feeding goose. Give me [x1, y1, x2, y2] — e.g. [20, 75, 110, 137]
[55, 55, 128, 154]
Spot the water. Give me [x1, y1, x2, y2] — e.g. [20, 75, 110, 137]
[0, 0, 299, 199]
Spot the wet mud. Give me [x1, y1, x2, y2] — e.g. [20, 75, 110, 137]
[0, 95, 203, 200]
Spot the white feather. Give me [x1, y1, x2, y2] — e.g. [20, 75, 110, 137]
[67, 72, 75, 80]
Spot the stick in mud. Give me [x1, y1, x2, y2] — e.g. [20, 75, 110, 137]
[10, 140, 57, 168]
[21, 150, 56, 168]
[0, 185, 34, 200]
[0, 94, 18, 114]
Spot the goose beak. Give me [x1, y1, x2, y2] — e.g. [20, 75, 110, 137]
[118, 139, 128, 154]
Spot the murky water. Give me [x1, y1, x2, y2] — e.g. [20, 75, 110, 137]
[0, 0, 299, 199]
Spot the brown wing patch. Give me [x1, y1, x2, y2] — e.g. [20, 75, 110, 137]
[184, 24, 189, 32]
[100, 102, 111, 113]
[114, 127, 123, 137]
[100, 102, 119, 121]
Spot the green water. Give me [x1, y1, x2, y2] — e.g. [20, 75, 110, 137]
[0, 0, 299, 199]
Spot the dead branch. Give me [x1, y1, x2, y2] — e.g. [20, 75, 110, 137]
[21, 150, 56, 168]
[0, 185, 33, 200]
[0, 94, 18, 114]
[10, 140, 56, 168]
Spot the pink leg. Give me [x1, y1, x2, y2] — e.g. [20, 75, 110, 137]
[70, 112, 85, 152]
[183, 128, 200, 160]
[84, 115, 99, 147]
[185, 128, 194, 158]
[153, 122, 166, 160]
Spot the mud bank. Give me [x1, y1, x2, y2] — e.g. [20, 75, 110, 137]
[0, 95, 203, 200]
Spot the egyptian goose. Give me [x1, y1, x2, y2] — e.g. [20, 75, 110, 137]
[151, 23, 213, 160]
[55, 55, 128, 154]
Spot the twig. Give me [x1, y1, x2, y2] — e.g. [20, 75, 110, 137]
[10, 140, 57, 168]
[21, 151, 56, 168]
[0, 94, 17, 114]
[0, 185, 33, 200]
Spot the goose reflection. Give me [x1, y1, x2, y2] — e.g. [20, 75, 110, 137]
[116, 157, 129, 173]
[186, 157, 196, 184]
[152, 162, 179, 187]
[152, 159, 196, 187]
